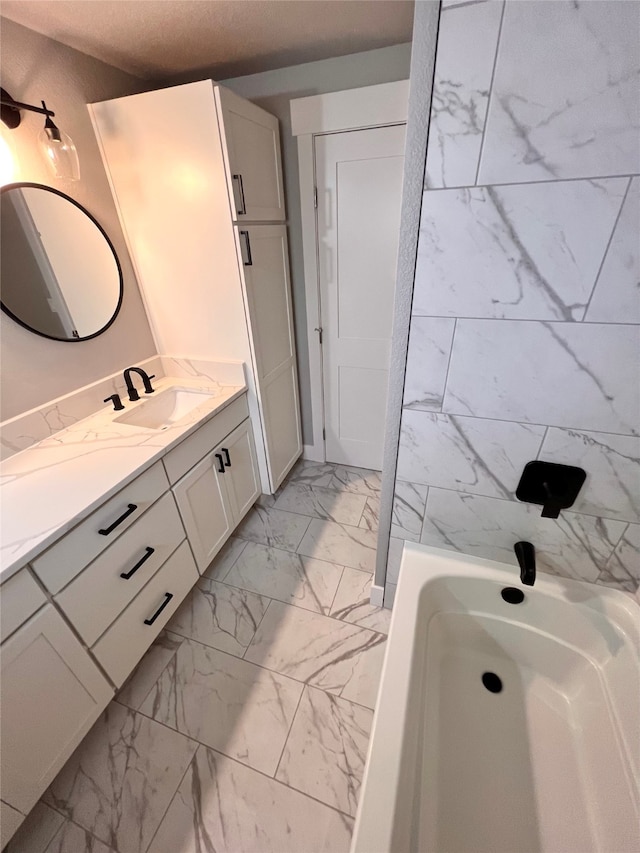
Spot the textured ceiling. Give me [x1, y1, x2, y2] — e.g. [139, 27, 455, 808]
[1, 0, 415, 81]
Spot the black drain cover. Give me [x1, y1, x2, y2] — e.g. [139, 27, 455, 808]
[482, 672, 503, 693]
[501, 586, 525, 604]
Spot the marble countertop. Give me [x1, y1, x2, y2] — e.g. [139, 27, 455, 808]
[0, 376, 247, 582]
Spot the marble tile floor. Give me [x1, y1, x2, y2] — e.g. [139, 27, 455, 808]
[8, 459, 390, 853]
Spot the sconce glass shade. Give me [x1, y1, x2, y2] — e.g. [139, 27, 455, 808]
[39, 125, 80, 181]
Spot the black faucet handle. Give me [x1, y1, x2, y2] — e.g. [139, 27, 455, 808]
[541, 482, 563, 519]
[144, 374, 156, 394]
[104, 394, 125, 412]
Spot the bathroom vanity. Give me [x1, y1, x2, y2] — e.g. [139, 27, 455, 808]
[0, 76, 304, 846]
[0, 370, 260, 836]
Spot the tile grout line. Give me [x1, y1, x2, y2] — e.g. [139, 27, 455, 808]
[272, 684, 306, 781]
[216, 537, 248, 583]
[328, 565, 347, 616]
[42, 808, 124, 853]
[582, 176, 633, 321]
[123, 706, 361, 823]
[397, 409, 638, 441]
[438, 318, 458, 414]
[472, 0, 506, 187]
[129, 626, 383, 718]
[430, 170, 640, 193]
[407, 312, 640, 328]
[535, 426, 550, 461]
[242, 597, 273, 660]
[116, 634, 185, 714]
[142, 738, 200, 853]
[399, 480, 637, 526]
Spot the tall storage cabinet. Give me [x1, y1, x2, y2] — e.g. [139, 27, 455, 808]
[90, 81, 301, 493]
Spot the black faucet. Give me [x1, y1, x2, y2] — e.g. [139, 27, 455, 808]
[123, 366, 155, 402]
[514, 541, 536, 586]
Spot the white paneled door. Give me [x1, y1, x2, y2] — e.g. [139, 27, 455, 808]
[316, 125, 406, 469]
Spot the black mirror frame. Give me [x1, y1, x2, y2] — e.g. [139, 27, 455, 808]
[0, 182, 124, 343]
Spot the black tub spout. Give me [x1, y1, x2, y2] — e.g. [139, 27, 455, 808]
[514, 541, 536, 586]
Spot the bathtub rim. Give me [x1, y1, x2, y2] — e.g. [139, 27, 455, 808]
[351, 543, 640, 853]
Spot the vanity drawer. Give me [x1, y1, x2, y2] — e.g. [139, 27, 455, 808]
[92, 540, 198, 686]
[32, 462, 170, 594]
[163, 394, 249, 485]
[0, 570, 47, 643]
[55, 492, 185, 646]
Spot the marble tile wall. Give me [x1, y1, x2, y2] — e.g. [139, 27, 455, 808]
[389, 0, 640, 599]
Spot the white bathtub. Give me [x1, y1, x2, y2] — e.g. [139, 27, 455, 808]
[353, 544, 640, 853]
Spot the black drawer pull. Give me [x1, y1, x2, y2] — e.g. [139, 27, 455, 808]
[144, 592, 173, 626]
[240, 230, 253, 266]
[222, 448, 231, 467]
[98, 503, 137, 536]
[233, 173, 246, 215]
[120, 546, 155, 580]
[215, 452, 225, 473]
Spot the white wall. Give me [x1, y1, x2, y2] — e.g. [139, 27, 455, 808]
[159, 43, 412, 443]
[0, 18, 155, 420]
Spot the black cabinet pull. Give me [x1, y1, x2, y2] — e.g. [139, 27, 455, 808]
[215, 453, 225, 473]
[233, 173, 247, 215]
[144, 592, 173, 626]
[120, 546, 155, 580]
[240, 230, 253, 266]
[98, 503, 137, 536]
[222, 448, 231, 467]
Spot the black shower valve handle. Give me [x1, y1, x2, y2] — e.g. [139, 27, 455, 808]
[541, 481, 564, 519]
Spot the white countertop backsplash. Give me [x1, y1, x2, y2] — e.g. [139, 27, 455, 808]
[0, 357, 247, 582]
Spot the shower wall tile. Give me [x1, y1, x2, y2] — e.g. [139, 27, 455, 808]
[425, 0, 503, 188]
[402, 317, 455, 411]
[413, 180, 627, 320]
[391, 482, 429, 542]
[478, 1, 640, 184]
[419, 488, 626, 582]
[443, 321, 639, 436]
[396, 411, 545, 499]
[441, 0, 490, 8]
[598, 524, 640, 592]
[540, 429, 640, 525]
[390, 0, 639, 595]
[586, 178, 640, 324]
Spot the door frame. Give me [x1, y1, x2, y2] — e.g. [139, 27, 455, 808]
[291, 80, 409, 463]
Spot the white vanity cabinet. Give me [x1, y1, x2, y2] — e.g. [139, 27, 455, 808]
[0, 603, 113, 814]
[92, 540, 199, 686]
[237, 224, 301, 486]
[90, 80, 302, 495]
[217, 86, 286, 222]
[0, 391, 261, 846]
[172, 418, 259, 573]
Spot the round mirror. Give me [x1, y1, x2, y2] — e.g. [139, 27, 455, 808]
[1, 183, 123, 341]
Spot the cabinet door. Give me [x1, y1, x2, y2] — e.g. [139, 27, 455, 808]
[238, 224, 302, 489]
[173, 449, 233, 573]
[217, 86, 286, 222]
[0, 605, 113, 814]
[220, 420, 260, 523]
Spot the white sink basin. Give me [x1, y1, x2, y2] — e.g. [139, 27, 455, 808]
[114, 387, 215, 430]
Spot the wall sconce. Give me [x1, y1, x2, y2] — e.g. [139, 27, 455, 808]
[0, 88, 80, 181]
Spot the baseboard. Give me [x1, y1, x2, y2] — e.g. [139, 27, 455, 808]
[302, 443, 324, 462]
[369, 583, 385, 607]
